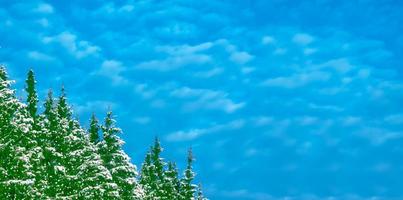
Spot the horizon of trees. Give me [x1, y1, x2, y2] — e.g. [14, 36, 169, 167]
[0, 66, 207, 199]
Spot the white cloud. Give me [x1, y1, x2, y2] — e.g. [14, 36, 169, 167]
[309, 103, 344, 112]
[156, 42, 213, 55]
[136, 53, 210, 71]
[356, 127, 403, 145]
[303, 48, 317, 55]
[170, 87, 245, 113]
[43, 32, 100, 58]
[292, 33, 314, 45]
[230, 51, 254, 64]
[134, 83, 156, 99]
[316, 58, 354, 74]
[262, 71, 330, 88]
[36, 18, 49, 27]
[133, 116, 151, 124]
[27, 51, 54, 62]
[94, 60, 126, 84]
[297, 116, 318, 126]
[253, 116, 273, 126]
[74, 100, 116, 115]
[194, 67, 223, 78]
[34, 3, 54, 14]
[241, 67, 255, 74]
[262, 36, 275, 45]
[273, 48, 287, 55]
[166, 119, 245, 141]
[342, 116, 362, 126]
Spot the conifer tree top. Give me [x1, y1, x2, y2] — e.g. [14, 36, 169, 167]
[25, 69, 38, 118]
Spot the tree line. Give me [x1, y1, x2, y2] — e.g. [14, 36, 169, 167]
[0, 66, 206, 199]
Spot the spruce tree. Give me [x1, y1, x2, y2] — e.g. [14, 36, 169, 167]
[180, 148, 196, 200]
[57, 86, 72, 119]
[196, 184, 207, 200]
[163, 161, 181, 199]
[66, 120, 120, 199]
[0, 67, 38, 198]
[98, 111, 142, 199]
[140, 138, 167, 199]
[25, 70, 38, 119]
[140, 150, 157, 199]
[88, 113, 100, 144]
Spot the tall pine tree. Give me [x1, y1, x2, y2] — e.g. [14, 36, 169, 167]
[0, 67, 38, 199]
[25, 70, 38, 119]
[98, 111, 142, 199]
[180, 148, 196, 200]
[88, 113, 100, 145]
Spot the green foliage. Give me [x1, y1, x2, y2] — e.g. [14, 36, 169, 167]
[88, 113, 100, 144]
[0, 67, 206, 199]
[25, 70, 38, 119]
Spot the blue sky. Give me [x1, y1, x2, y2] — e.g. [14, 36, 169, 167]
[1, 0, 403, 199]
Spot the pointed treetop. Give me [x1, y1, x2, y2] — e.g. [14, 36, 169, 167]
[0, 66, 7, 81]
[89, 113, 100, 144]
[44, 89, 54, 116]
[25, 69, 38, 118]
[153, 137, 162, 155]
[57, 85, 72, 119]
[187, 147, 194, 165]
[197, 183, 206, 200]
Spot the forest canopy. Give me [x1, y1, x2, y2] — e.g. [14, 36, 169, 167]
[0, 66, 206, 199]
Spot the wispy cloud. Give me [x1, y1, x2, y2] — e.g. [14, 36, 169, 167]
[170, 87, 245, 113]
[166, 119, 245, 141]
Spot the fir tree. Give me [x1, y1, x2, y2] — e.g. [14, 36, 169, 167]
[0, 67, 206, 199]
[140, 138, 167, 199]
[0, 67, 38, 199]
[140, 150, 156, 199]
[88, 113, 100, 144]
[57, 86, 72, 119]
[25, 70, 38, 119]
[163, 161, 181, 199]
[196, 184, 207, 200]
[180, 148, 196, 200]
[98, 111, 142, 199]
[43, 89, 57, 123]
[65, 120, 120, 199]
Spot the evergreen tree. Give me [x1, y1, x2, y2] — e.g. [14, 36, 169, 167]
[25, 69, 38, 119]
[43, 89, 57, 124]
[66, 120, 120, 199]
[163, 161, 181, 199]
[57, 86, 72, 119]
[140, 138, 167, 199]
[0, 67, 38, 198]
[180, 148, 197, 200]
[0, 67, 206, 199]
[196, 184, 207, 200]
[140, 150, 157, 199]
[98, 111, 142, 199]
[88, 113, 100, 144]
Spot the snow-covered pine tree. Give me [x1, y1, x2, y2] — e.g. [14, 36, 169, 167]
[196, 184, 207, 200]
[23, 70, 48, 197]
[98, 111, 142, 199]
[140, 149, 157, 199]
[25, 70, 38, 119]
[151, 137, 166, 198]
[140, 138, 167, 199]
[180, 148, 197, 200]
[67, 119, 120, 199]
[88, 113, 100, 145]
[163, 161, 181, 199]
[0, 66, 38, 199]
